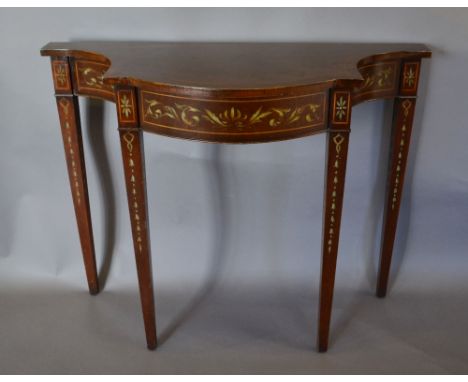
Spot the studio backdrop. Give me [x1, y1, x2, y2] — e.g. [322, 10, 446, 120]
[0, 8, 467, 374]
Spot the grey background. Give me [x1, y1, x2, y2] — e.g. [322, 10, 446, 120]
[0, 8, 467, 374]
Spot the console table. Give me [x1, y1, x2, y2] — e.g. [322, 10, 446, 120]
[40, 42, 431, 352]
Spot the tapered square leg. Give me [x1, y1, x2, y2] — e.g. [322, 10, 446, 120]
[376, 60, 421, 298]
[376, 97, 416, 297]
[116, 88, 157, 350]
[55, 96, 99, 295]
[318, 91, 351, 352]
[52, 55, 99, 295]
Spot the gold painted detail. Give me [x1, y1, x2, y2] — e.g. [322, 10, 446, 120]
[55, 65, 67, 86]
[360, 65, 394, 91]
[123, 131, 135, 152]
[60, 98, 81, 205]
[335, 96, 347, 121]
[402, 98, 412, 117]
[59, 98, 70, 116]
[404, 67, 416, 88]
[333, 134, 344, 154]
[392, 99, 412, 210]
[144, 100, 322, 129]
[124, 132, 143, 254]
[120, 95, 133, 118]
[79, 66, 106, 89]
[327, 133, 345, 253]
[74, 62, 114, 98]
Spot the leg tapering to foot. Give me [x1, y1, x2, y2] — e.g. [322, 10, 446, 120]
[56, 95, 99, 295]
[119, 129, 157, 349]
[116, 87, 157, 350]
[318, 91, 351, 352]
[376, 60, 421, 298]
[376, 97, 416, 297]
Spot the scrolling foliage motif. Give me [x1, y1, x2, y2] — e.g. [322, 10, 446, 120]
[353, 62, 397, 100]
[79, 66, 106, 89]
[74, 61, 114, 97]
[143, 99, 323, 131]
[360, 65, 394, 91]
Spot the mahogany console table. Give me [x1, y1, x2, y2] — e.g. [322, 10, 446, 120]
[41, 42, 431, 352]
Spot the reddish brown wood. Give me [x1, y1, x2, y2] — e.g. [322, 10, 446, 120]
[55, 94, 99, 295]
[318, 90, 351, 352]
[41, 42, 431, 352]
[116, 88, 157, 350]
[41, 42, 430, 96]
[352, 60, 401, 104]
[376, 98, 417, 297]
[41, 43, 430, 144]
[50, 56, 99, 295]
[376, 60, 420, 297]
[376, 60, 421, 297]
[71, 58, 115, 102]
[139, 89, 328, 143]
[50, 57, 73, 94]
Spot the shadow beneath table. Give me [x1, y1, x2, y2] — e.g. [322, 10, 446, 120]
[84, 98, 117, 291]
[158, 144, 231, 346]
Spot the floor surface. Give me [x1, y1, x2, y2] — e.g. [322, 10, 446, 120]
[1, 278, 467, 374]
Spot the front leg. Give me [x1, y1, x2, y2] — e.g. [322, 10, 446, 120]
[116, 88, 157, 350]
[317, 91, 351, 352]
[52, 57, 99, 295]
